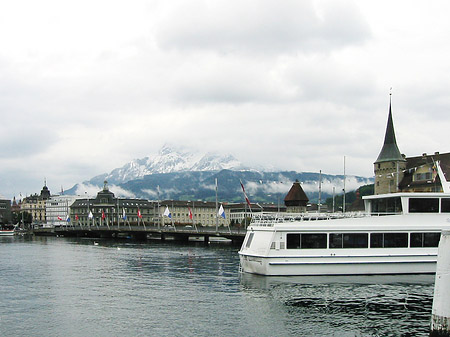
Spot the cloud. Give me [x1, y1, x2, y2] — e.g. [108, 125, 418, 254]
[156, 0, 370, 54]
[0, 0, 449, 201]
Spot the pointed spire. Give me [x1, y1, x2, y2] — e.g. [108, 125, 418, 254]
[375, 92, 406, 163]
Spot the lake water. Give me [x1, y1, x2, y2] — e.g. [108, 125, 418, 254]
[0, 235, 435, 336]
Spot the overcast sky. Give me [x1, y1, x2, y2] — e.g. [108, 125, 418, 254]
[1, 0, 449, 199]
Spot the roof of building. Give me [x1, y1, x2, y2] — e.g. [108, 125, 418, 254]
[398, 152, 450, 190]
[284, 180, 309, 204]
[375, 99, 406, 164]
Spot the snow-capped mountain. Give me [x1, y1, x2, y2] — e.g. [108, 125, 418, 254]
[100, 145, 245, 185]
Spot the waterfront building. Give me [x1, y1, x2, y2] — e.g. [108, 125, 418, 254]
[46, 195, 84, 226]
[374, 98, 450, 194]
[159, 200, 230, 227]
[21, 183, 51, 223]
[70, 181, 155, 226]
[0, 196, 12, 224]
[228, 203, 286, 225]
[284, 180, 309, 213]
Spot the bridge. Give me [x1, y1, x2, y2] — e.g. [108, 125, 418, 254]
[32, 224, 246, 244]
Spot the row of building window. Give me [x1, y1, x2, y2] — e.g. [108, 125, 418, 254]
[285, 232, 441, 249]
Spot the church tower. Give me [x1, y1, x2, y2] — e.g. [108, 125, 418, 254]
[374, 95, 406, 194]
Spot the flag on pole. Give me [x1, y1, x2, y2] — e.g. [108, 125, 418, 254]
[188, 207, 193, 220]
[75, 214, 79, 221]
[122, 208, 127, 220]
[137, 209, 142, 218]
[163, 206, 171, 218]
[217, 204, 226, 219]
[66, 215, 70, 223]
[57, 216, 63, 221]
[88, 211, 93, 219]
[240, 180, 252, 210]
[102, 210, 106, 220]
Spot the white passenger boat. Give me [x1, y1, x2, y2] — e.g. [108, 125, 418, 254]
[239, 192, 450, 276]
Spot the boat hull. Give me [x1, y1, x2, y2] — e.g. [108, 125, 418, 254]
[0, 230, 15, 236]
[239, 253, 437, 276]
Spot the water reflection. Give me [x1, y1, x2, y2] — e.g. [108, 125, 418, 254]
[240, 273, 434, 336]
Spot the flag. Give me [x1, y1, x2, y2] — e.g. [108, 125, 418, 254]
[122, 208, 127, 220]
[102, 210, 106, 220]
[75, 214, 79, 221]
[137, 209, 142, 218]
[163, 206, 171, 218]
[66, 215, 70, 223]
[57, 216, 63, 221]
[240, 180, 252, 209]
[88, 211, 93, 219]
[188, 207, 193, 220]
[217, 204, 226, 219]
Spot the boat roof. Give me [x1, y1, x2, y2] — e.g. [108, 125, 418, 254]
[250, 214, 450, 232]
[363, 192, 450, 200]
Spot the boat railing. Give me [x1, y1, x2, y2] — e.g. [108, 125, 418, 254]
[249, 212, 367, 227]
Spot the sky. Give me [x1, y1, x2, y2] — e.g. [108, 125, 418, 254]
[1, 0, 449, 200]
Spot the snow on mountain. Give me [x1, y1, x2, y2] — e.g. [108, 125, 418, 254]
[103, 145, 244, 184]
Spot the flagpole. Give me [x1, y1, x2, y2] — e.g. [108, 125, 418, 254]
[193, 201, 197, 232]
[343, 156, 346, 214]
[157, 185, 160, 230]
[215, 178, 218, 232]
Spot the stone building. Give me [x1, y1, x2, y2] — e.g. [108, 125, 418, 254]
[284, 180, 309, 213]
[374, 98, 406, 194]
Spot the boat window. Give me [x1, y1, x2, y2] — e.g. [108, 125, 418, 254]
[409, 198, 439, 213]
[371, 197, 402, 215]
[287, 234, 300, 249]
[329, 233, 368, 248]
[442, 198, 450, 213]
[286, 233, 327, 249]
[245, 232, 254, 248]
[370, 233, 408, 248]
[301, 234, 327, 249]
[410, 233, 441, 247]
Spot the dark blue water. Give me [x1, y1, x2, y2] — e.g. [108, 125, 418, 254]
[0, 236, 434, 336]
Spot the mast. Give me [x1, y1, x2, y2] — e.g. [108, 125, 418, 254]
[318, 170, 322, 213]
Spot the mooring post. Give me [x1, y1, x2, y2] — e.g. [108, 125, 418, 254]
[430, 230, 450, 336]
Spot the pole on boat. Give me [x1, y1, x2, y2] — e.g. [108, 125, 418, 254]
[318, 170, 322, 214]
[430, 230, 450, 336]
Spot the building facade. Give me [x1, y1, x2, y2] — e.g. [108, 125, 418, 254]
[21, 184, 51, 223]
[70, 181, 156, 226]
[0, 198, 12, 224]
[46, 195, 84, 226]
[159, 200, 230, 227]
